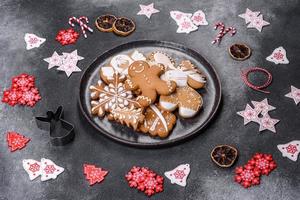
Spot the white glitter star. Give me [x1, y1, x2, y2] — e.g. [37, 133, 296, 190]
[258, 114, 280, 133]
[62, 49, 84, 65]
[285, 85, 300, 105]
[237, 104, 259, 125]
[43, 51, 62, 69]
[57, 62, 81, 77]
[247, 14, 270, 32]
[251, 98, 276, 115]
[137, 3, 160, 19]
[238, 8, 260, 24]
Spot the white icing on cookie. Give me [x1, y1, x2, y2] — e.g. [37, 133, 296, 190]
[152, 52, 176, 69]
[110, 55, 133, 75]
[161, 70, 188, 87]
[150, 105, 168, 132]
[101, 66, 115, 80]
[186, 71, 206, 83]
[131, 50, 146, 61]
[159, 101, 177, 111]
[179, 107, 197, 118]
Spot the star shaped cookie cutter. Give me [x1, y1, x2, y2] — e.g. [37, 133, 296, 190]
[35, 106, 75, 146]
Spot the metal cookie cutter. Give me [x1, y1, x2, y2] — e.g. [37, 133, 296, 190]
[35, 106, 75, 146]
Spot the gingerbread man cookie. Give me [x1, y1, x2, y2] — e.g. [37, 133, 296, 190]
[90, 73, 140, 117]
[161, 60, 206, 89]
[139, 104, 177, 138]
[159, 86, 203, 118]
[125, 61, 177, 107]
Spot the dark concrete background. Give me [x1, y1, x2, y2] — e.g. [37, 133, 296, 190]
[0, 0, 299, 199]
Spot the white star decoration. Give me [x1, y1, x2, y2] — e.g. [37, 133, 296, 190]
[238, 8, 260, 24]
[43, 50, 84, 77]
[237, 104, 259, 125]
[237, 99, 279, 133]
[258, 114, 280, 133]
[285, 86, 300, 105]
[247, 14, 270, 32]
[239, 8, 270, 32]
[137, 3, 160, 19]
[43, 51, 62, 69]
[251, 98, 275, 115]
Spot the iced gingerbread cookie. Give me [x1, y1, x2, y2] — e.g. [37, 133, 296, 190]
[109, 105, 145, 130]
[159, 86, 203, 118]
[161, 60, 206, 89]
[148, 52, 176, 69]
[125, 61, 177, 107]
[139, 104, 176, 138]
[100, 51, 146, 82]
[89, 73, 140, 117]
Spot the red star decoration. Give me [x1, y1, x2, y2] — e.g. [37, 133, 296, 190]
[6, 131, 30, 152]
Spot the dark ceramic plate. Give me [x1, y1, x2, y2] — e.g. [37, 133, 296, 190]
[79, 40, 221, 147]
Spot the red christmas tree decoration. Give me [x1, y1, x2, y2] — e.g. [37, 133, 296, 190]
[6, 131, 30, 152]
[125, 166, 164, 197]
[83, 164, 108, 186]
[2, 73, 41, 107]
[55, 28, 79, 45]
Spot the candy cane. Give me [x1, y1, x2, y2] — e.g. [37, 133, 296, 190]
[68, 16, 93, 38]
[212, 22, 236, 44]
[241, 67, 272, 94]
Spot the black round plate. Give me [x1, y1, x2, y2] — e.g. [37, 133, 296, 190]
[79, 40, 221, 147]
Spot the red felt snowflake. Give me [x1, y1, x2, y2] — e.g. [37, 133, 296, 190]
[11, 73, 35, 91]
[2, 88, 23, 106]
[247, 153, 277, 175]
[2, 73, 41, 107]
[125, 166, 164, 197]
[83, 164, 108, 186]
[18, 87, 41, 107]
[6, 131, 30, 152]
[55, 28, 79, 46]
[234, 164, 261, 188]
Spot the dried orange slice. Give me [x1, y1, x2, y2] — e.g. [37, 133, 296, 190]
[95, 14, 117, 32]
[113, 17, 135, 36]
[229, 43, 251, 61]
[211, 145, 238, 167]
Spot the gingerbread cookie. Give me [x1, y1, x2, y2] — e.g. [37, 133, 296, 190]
[125, 61, 177, 107]
[159, 86, 203, 118]
[110, 54, 133, 75]
[131, 50, 146, 61]
[148, 52, 176, 69]
[139, 104, 176, 138]
[109, 105, 145, 130]
[90, 73, 140, 117]
[161, 60, 206, 89]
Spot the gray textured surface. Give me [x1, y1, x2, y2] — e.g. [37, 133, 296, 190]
[0, 0, 299, 200]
